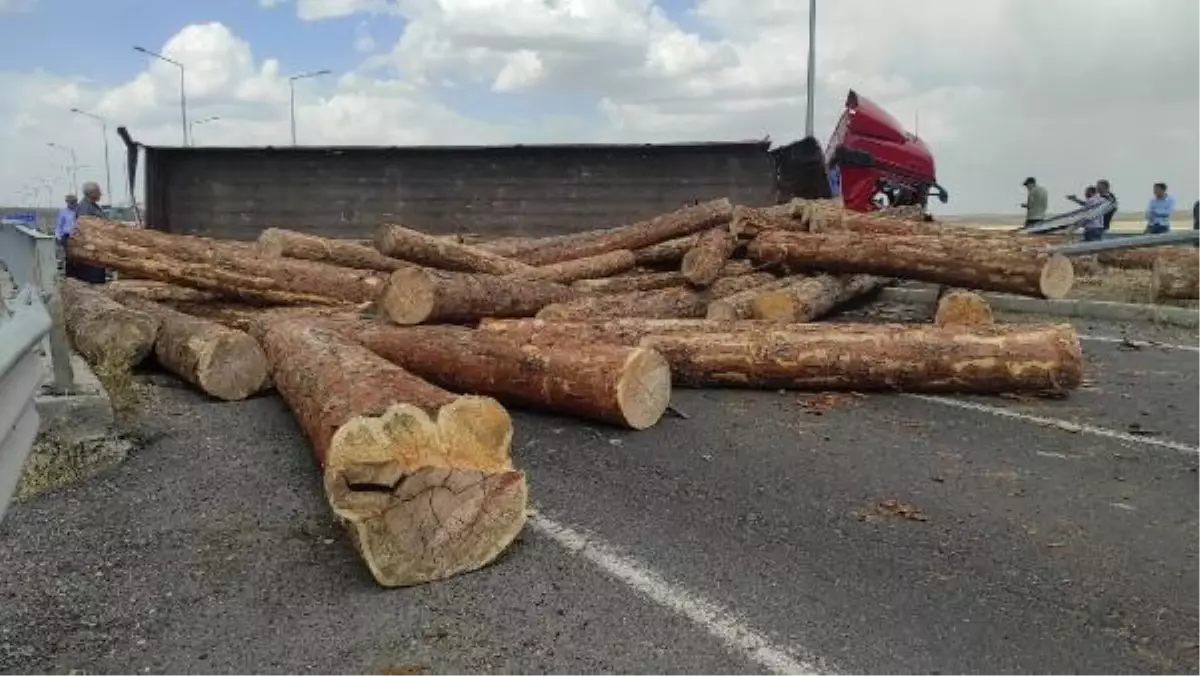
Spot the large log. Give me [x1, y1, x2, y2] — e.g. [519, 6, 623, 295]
[708, 272, 778, 297]
[1097, 246, 1199, 270]
[379, 267, 575, 325]
[319, 320, 671, 429]
[537, 286, 711, 320]
[515, 249, 638, 284]
[475, 227, 614, 258]
[799, 202, 1065, 245]
[68, 219, 386, 305]
[258, 228, 412, 272]
[59, 278, 160, 369]
[104, 280, 219, 304]
[1151, 256, 1200, 301]
[571, 271, 690, 294]
[144, 302, 360, 341]
[518, 199, 735, 266]
[481, 318, 786, 344]
[749, 274, 884, 322]
[481, 319, 1083, 395]
[108, 295, 270, 401]
[374, 223, 535, 275]
[260, 320, 527, 588]
[732, 203, 808, 237]
[748, 230, 1075, 299]
[706, 276, 807, 320]
[680, 227, 739, 288]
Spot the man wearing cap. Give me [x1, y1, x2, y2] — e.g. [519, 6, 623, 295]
[1021, 177, 1048, 228]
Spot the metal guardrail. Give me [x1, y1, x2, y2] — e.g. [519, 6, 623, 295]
[0, 219, 73, 393]
[1046, 230, 1200, 256]
[0, 286, 52, 522]
[1018, 200, 1117, 234]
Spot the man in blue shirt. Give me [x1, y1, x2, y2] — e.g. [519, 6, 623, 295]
[61, 182, 108, 284]
[1144, 182, 1175, 234]
[55, 194, 77, 240]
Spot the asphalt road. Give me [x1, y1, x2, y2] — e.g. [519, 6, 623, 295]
[1, 312, 1196, 674]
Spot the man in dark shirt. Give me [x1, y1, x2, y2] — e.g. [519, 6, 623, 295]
[62, 181, 108, 284]
[1096, 179, 1118, 231]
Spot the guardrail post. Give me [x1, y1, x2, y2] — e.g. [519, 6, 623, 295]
[28, 227, 75, 394]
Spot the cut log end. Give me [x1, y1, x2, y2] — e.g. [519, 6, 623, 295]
[196, 331, 272, 401]
[1038, 253, 1075, 299]
[615, 348, 673, 430]
[323, 398, 525, 587]
[934, 290, 995, 327]
[379, 267, 436, 325]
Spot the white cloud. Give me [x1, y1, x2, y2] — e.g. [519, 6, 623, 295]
[2, 0, 1198, 216]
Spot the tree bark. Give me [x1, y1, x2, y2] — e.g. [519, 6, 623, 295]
[634, 234, 701, 266]
[708, 272, 778, 298]
[379, 267, 575, 325]
[748, 230, 1075, 299]
[517, 199, 734, 266]
[515, 249, 637, 284]
[480, 318, 786, 345]
[68, 219, 386, 305]
[798, 202, 1064, 245]
[260, 320, 527, 588]
[706, 275, 808, 320]
[1151, 256, 1200, 301]
[482, 319, 1082, 395]
[749, 274, 885, 322]
[59, 278, 160, 369]
[1098, 246, 1199, 270]
[318, 320, 671, 430]
[148, 302, 361, 342]
[536, 286, 711, 320]
[934, 288, 995, 327]
[109, 295, 270, 401]
[374, 223, 536, 275]
[258, 228, 413, 272]
[104, 279, 219, 304]
[681, 227, 739, 288]
[732, 203, 808, 237]
[571, 270, 690, 294]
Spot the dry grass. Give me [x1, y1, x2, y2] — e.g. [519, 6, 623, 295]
[90, 353, 156, 422]
[15, 434, 130, 502]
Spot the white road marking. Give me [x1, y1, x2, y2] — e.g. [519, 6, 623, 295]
[1079, 334, 1199, 353]
[528, 509, 829, 675]
[907, 395, 1198, 454]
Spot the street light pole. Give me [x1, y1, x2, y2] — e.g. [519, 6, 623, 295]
[70, 108, 113, 204]
[804, 0, 817, 138]
[190, 116, 220, 145]
[134, 45, 188, 145]
[288, 69, 332, 145]
[47, 143, 79, 190]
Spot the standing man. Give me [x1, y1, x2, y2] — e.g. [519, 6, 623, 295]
[1066, 186, 1107, 241]
[61, 181, 108, 284]
[1144, 182, 1175, 234]
[1021, 177, 1048, 227]
[55, 194, 77, 241]
[1096, 179, 1118, 231]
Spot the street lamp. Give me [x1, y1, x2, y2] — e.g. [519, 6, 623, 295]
[70, 107, 113, 204]
[804, 0, 817, 138]
[47, 142, 79, 190]
[288, 69, 331, 145]
[190, 116, 220, 144]
[134, 45, 188, 145]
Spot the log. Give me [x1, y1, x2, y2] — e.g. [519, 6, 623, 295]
[258, 228, 413, 272]
[1151, 256, 1200, 301]
[260, 320, 527, 588]
[634, 235, 701, 266]
[934, 289, 995, 327]
[749, 274, 884, 323]
[59, 278, 160, 369]
[379, 267, 575, 325]
[571, 271, 690, 294]
[475, 227, 614, 258]
[748, 230, 1075, 299]
[108, 295, 270, 401]
[706, 276, 808, 320]
[154, 302, 361, 340]
[708, 272, 778, 297]
[537, 286, 713, 320]
[1097, 246, 1199, 270]
[104, 280, 219, 304]
[319, 320, 671, 429]
[482, 319, 1083, 395]
[798, 202, 1063, 245]
[516, 249, 638, 284]
[68, 219, 386, 305]
[732, 203, 808, 237]
[681, 227, 738, 288]
[518, 199, 734, 266]
[481, 318, 789, 345]
[374, 223, 536, 275]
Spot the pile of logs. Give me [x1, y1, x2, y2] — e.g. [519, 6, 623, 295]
[61, 198, 1109, 588]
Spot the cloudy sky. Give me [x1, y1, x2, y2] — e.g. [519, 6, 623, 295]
[1, 0, 1196, 215]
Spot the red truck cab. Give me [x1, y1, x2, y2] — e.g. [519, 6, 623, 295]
[825, 90, 947, 213]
